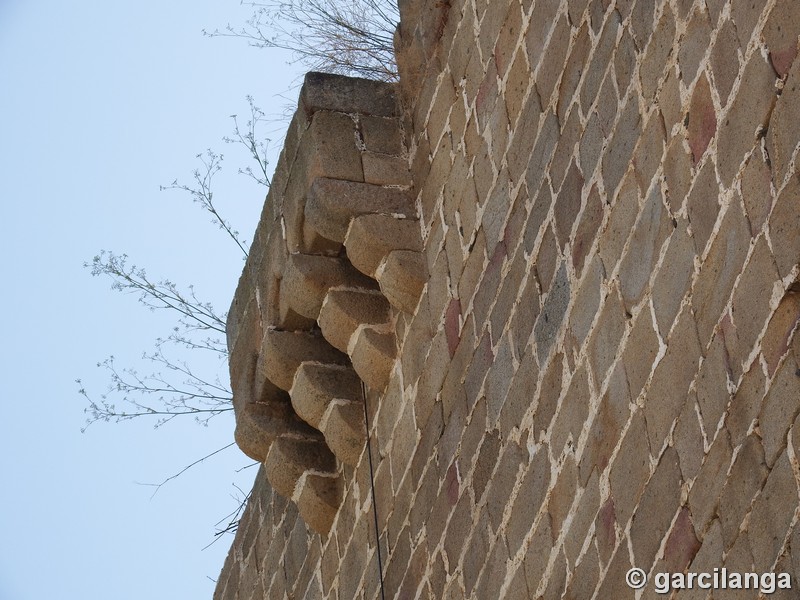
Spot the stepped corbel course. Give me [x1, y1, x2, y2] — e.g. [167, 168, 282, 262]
[225, 72, 426, 534]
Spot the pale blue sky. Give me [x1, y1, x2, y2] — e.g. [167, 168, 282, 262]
[0, 1, 300, 598]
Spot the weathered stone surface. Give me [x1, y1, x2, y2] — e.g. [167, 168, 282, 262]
[217, 7, 800, 598]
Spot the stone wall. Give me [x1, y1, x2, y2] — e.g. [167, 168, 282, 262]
[214, 0, 800, 598]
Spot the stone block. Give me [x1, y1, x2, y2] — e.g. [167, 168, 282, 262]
[234, 400, 316, 463]
[614, 27, 636, 98]
[763, 0, 800, 77]
[688, 429, 732, 534]
[598, 173, 638, 273]
[294, 471, 341, 535]
[617, 186, 672, 312]
[533, 262, 570, 364]
[634, 109, 666, 194]
[710, 19, 739, 106]
[345, 214, 422, 278]
[717, 51, 777, 187]
[377, 249, 428, 314]
[604, 93, 643, 200]
[758, 353, 800, 467]
[290, 363, 361, 428]
[687, 73, 716, 164]
[609, 409, 651, 527]
[740, 152, 774, 236]
[550, 364, 592, 458]
[260, 328, 349, 392]
[282, 253, 377, 322]
[362, 151, 413, 186]
[318, 289, 390, 353]
[264, 435, 336, 500]
[767, 173, 800, 279]
[686, 158, 719, 254]
[587, 286, 628, 385]
[732, 235, 780, 353]
[651, 219, 696, 337]
[300, 71, 398, 118]
[629, 447, 682, 570]
[717, 434, 768, 548]
[639, 6, 676, 100]
[679, 7, 711, 85]
[359, 115, 404, 155]
[762, 289, 800, 376]
[643, 305, 702, 453]
[691, 200, 751, 344]
[748, 452, 798, 572]
[305, 178, 415, 244]
[350, 326, 396, 392]
[579, 363, 631, 484]
[622, 307, 659, 401]
[673, 398, 703, 481]
[663, 134, 693, 212]
[319, 399, 367, 467]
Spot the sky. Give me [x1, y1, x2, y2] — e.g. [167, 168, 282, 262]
[0, 1, 301, 598]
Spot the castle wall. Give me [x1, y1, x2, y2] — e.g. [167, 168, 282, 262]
[216, 0, 800, 598]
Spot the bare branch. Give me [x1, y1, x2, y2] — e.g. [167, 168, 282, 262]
[160, 150, 250, 260]
[205, 0, 400, 82]
[137, 442, 238, 498]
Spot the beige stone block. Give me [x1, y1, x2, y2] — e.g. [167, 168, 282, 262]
[260, 328, 348, 391]
[264, 435, 336, 500]
[294, 471, 341, 535]
[305, 177, 415, 243]
[717, 52, 777, 187]
[377, 250, 428, 314]
[609, 409, 652, 527]
[320, 399, 367, 467]
[318, 288, 391, 353]
[234, 400, 315, 463]
[281, 253, 377, 321]
[290, 362, 361, 428]
[748, 452, 798, 572]
[350, 326, 396, 391]
[299, 71, 398, 118]
[362, 151, 412, 186]
[344, 214, 422, 278]
[758, 353, 800, 467]
[767, 171, 800, 279]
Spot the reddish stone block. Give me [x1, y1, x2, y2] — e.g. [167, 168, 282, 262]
[687, 73, 716, 164]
